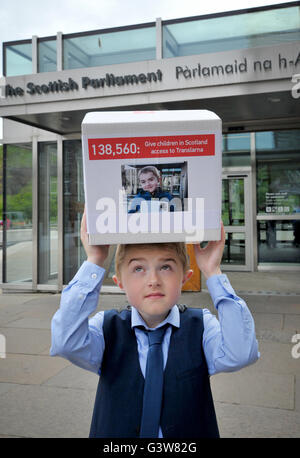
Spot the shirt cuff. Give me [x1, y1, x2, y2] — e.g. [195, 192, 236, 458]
[70, 260, 106, 292]
[206, 274, 237, 306]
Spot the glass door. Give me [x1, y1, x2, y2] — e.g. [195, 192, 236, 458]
[38, 142, 58, 285]
[221, 172, 252, 271]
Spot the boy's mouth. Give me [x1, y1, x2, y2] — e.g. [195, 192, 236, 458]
[145, 292, 165, 298]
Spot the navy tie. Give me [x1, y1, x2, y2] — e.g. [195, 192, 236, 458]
[139, 325, 168, 438]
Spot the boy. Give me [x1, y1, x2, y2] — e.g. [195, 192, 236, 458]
[50, 211, 259, 438]
[128, 166, 175, 213]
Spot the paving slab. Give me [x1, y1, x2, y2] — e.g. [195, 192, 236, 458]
[2, 316, 52, 330]
[0, 294, 43, 308]
[253, 340, 300, 375]
[0, 354, 70, 385]
[296, 375, 300, 413]
[0, 384, 95, 438]
[211, 368, 295, 410]
[43, 364, 99, 391]
[243, 295, 300, 315]
[0, 271, 300, 438]
[284, 314, 300, 333]
[252, 312, 284, 331]
[0, 327, 51, 355]
[214, 402, 300, 438]
[220, 271, 300, 295]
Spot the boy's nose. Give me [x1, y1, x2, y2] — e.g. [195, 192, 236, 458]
[147, 270, 161, 287]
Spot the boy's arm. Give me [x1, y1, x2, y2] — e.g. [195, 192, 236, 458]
[50, 261, 106, 374]
[193, 223, 259, 374]
[202, 276, 260, 374]
[50, 209, 110, 374]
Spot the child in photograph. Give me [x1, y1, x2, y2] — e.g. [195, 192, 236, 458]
[128, 165, 175, 213]
[50, 210, 259, 438]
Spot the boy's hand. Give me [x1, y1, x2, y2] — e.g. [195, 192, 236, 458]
[80, 208, 110, 267]
[193, 221, 226, 280]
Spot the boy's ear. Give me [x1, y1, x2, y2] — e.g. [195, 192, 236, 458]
[112, 275, 124, 290]
[182, 269, 193, 285]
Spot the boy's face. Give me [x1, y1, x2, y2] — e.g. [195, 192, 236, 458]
[113, 246, 193, 328]
[139, 172, 159, 193]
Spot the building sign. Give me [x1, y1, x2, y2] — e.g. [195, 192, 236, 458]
[175, 52, 300, 81]
[4, 70, 163, 97]
[265, 192, 290, 214]
[0, 42, 299, 104]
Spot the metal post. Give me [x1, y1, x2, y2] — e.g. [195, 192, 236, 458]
[2, 144, 7, 283]
[250, 132, 258, 271]
[32, 35, 38, 74]
[57, 135, 63, 291]
[32, 137, 38, 289]
[57, 32, 63, 72]
[156, 18, 162, 60]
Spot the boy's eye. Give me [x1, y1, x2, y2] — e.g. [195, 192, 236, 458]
[161, 264, 171, 271]
[134, 266, 144, 272]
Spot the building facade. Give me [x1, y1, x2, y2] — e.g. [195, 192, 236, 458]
[0, 1, 300, 292]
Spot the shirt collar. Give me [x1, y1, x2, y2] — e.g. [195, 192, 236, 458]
[131, 304, 180, 331]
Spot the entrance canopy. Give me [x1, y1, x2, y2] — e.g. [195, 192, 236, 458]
[1, 2, 299, 135]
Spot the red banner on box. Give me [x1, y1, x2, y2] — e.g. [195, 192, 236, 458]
[88, 134, 215, 160]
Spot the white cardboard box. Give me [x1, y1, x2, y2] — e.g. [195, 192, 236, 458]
[81, 110, 222, 245]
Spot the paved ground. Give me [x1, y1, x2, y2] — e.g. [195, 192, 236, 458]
[0, 270, 300, 438]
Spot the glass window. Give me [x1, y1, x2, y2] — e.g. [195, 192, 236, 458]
[63, 140, 85, 283]
[163, 6, 300, 57]
[222, 232, 245, 265]
[5, 42, 32, 76]
[63, 140, 116, 285]
[63, 26, 156, 70]
[256, 130, 300, 216]
[4, 144, 32, 283]
[222, 133, 251, 167]
[38, 39, 57, 73]
[38, 142, 57, 284]
[222, 178, 245, 226]
[258, 220, 300, 264]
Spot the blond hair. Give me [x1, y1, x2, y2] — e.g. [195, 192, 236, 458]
[114, 242, 189, 279]
[138, 166, 160, 181]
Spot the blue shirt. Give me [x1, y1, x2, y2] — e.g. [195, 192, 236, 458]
[50, 261, 260, 377]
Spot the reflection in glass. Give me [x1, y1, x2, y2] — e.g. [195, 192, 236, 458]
[222, 133, 251, 167]
[163, 6, 300, 57]
[222, 232, 245, 265]
[38, 143, 57, 284]
[63, 140, 85, 283]
[38, 39, 57, 73]
[4, 144, 32, 282]
[63, 26, 156, 70]
[222, 178, 244, 226]
[256, 130, 300, 216]
[5, 42, 32, 76]
[258, 220, 300, 264]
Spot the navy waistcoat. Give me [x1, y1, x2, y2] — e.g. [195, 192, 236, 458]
[89, 306, 219, 438]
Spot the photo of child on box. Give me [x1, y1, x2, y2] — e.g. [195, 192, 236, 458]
[124, 164, 187, 213]
[50, 110, 260, 438]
